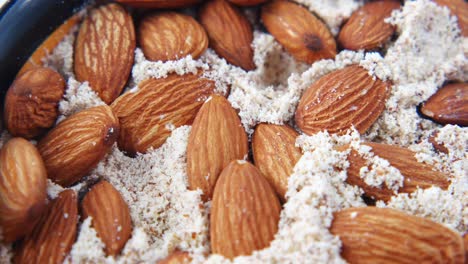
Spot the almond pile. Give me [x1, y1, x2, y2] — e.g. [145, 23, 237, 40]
[0, 0, 467, 264]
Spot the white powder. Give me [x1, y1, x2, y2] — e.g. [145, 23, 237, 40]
[42, 32, 77, 80]
[67, 218, 107, 263]
[0, 242, 12, 264]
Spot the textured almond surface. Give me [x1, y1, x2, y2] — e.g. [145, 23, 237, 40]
[139, 12, 208, 61]
[15, 190, 78, 264]
[262, 0, 336, 64]
[37, 105, 119, 186]
[420, 83, 467, 126]
[252, 124, 302, 201]
[74, 3, 135, 104]
[434, 0, 468, 36]
[331, 207, 465, 264]
[187, 95, 248, 201]
[211, 160, 281, 259]
[4, 67, 65, 139]
[82, 180, 132, 256]
[158, 251, 191, 264]
[338, 1, 401, 51]
[228, 0, 268, 6]
[115, 0, 202, 8]
[338, 142, 450, 202]
[111, 74, 215, 155]
[0, 138, 47, 242]
[199, 0, 256, 70]
[295, 65, 390, 135]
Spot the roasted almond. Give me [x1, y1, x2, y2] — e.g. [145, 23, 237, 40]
[295, 65, 390, 135]
[330, 207, 465, 263]
[338, 0, 401, 51]
[158, 251, 191, 264]
[211, 160, 281, 259]
[187, 94, 248, 201]
[228, 0, 269, 6]
[0, 138, 47, 242]
[74, 3, 135, 104]
[37, 105, 119, 186]
[337, 142, 450, 202]
[434, 0, 468, 36]
[115, 0, 203, 8]
[82, 180, 132, 256]
[199, 0, 256, 71]
[139, 12, 208, 61]
[4, 67, 65, 139]
[111, 74, 216, 155]
[419, 83, 467, 126]
[261, 0, 336, 64]
[14, 190, 78, 264]
[252, 123, 302, 201]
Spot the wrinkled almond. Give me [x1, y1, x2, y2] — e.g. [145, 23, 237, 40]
[115, 0, 203, 8]
[228, 0, 269, 6]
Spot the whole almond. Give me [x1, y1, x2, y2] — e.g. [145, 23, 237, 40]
[158, 251, 191, 264]
[228, 0, 269, 6]
[252, 123, 302, 201]
[434, 0, 468, 36]
[295, 65, 390, 135]
[4, 67, 65, 139]
[211, 160, 281, 259]
[15, 190, 78, 264]
[74, 3, 135, 104]
[337, 142, 449, 202]
[111, 74, 215, 155]
[338, 1, 401, 51]
[139, 12, 208, 61]
[187, 94, 248, 201]
[115, 0, 203, 8]
[82, 180, 132, 256]
[261, 0, 336, 64]
[37, 105, 120, 186]
[0, 138, 47, 242]
[330, 207, 465, 263]
[420, 83, 467, 126]
[200, 0, 256, 71]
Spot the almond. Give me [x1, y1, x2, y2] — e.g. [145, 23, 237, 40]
[4, 67, 65, 139]
[37, 105, 119, 186]
[115, 0, 203, 8]
[111, 74, 216, 155]
[252, 123, 302, 201]
[338, 1, 401, 51]
[228, 0, 269, 6]
[82, 180, 132, 256]
[158, 251, 191, 264]
[15, 190, 78, 264]
[434, 0, 468, 36]
[295, 65, 390, 135]
[261, 0, 336, 64]
[211, 160, 281, 259]
[419, 83, 467, 126]
[199, 0, 256, 71]
[74, 3, 135, 104]
[330, 207, 465, 263]
[0, 138, 47, 242]
[187, 95, 248, 201]
[139, 12, 208, 61]
[337, 142, 449, 202]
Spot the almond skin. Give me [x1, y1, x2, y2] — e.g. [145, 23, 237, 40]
[158, 251, 191, 264]
[261, 0, 336, 64]
[434, 0, 468, 36]
[15, 190, 78, 264]
[74, 3, 135, 104]
[111, 74, 216, 155]
[420, 83, 467, 126]
[139, 12, 208, 61]
[199, 0, 256, 71]
[0, 138, 47, 242]
[4, 67, 65, 139]
[331, 207, 465, 264]
[37, 105, 120, 187]
[252, 123, 302, 201]
[337, 142, 450, 202]
[295, 65, 390, 135]
[187, 95, 248, 201]
[115, 0, 203, 8]
[82, 180, 132, 256]
[211, 160, 281, 259]
[228, 0, 269, 6]
[338, 1, 401, 51]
